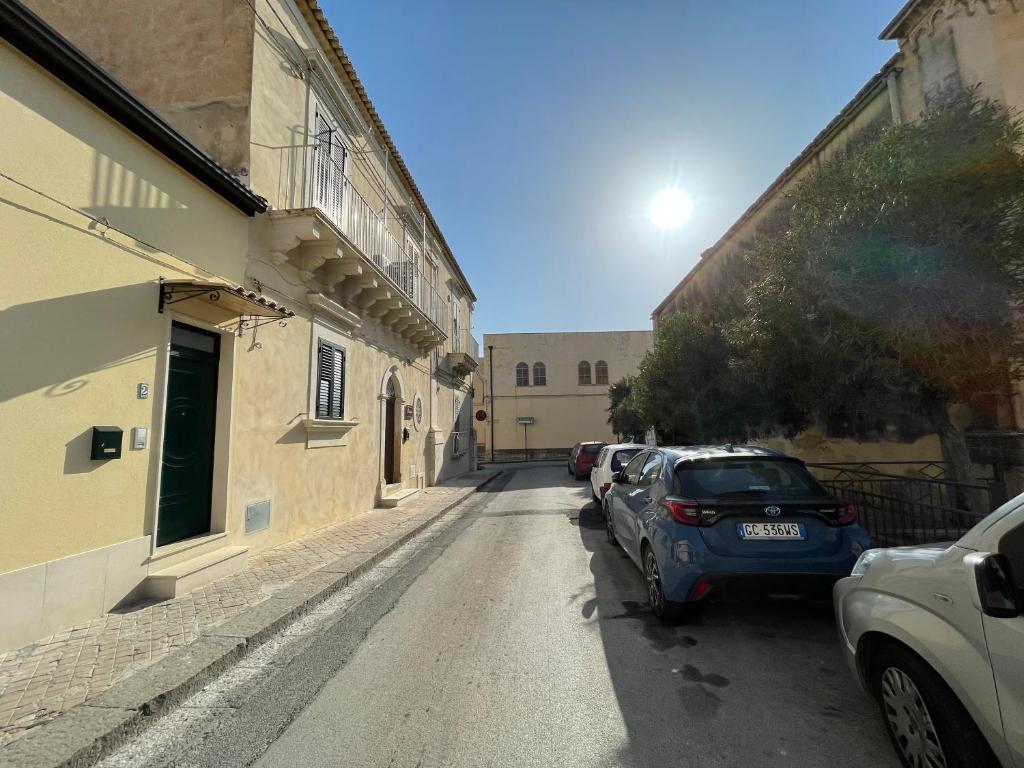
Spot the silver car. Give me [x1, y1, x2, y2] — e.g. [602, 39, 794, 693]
[834, 494, 1024, 768]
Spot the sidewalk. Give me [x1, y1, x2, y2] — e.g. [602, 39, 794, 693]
[0, 469, 500, 759]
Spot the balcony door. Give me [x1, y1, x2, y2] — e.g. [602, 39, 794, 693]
[312, 112, 346, 226]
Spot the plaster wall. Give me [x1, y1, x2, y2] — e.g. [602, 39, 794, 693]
[478, 332, 652, 455]
[21, 0, 256, 178]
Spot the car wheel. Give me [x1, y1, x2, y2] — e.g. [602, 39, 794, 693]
[870, 643, 998, 768]
[643, 546, 685, 622]
[605, 507, 617, 544]
[573, 469, 582, 480]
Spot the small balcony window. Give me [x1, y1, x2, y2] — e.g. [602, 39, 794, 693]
[533, 362, 546, 386]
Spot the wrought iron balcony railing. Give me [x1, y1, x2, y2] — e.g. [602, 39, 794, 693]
[310, 142, 448, 334]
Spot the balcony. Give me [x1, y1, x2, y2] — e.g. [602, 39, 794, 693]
[445, 330, 479, 378]
[265, 142, 449, 352]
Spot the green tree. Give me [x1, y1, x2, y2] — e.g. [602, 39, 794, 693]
[606, 377, 646, 442]
[733, 95, 1024, 506]
[633, 311, 768, 444]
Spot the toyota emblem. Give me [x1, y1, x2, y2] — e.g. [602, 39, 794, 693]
[764, 505, 782, 517]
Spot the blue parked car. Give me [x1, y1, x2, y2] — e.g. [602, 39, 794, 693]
[603, 445, 871, 621]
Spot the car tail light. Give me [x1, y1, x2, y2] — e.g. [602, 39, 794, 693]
[691, 580, 713, 600]
[839, 499, 857, 525]
[601, 482, 611, 495]
[661, 498, 700, 526]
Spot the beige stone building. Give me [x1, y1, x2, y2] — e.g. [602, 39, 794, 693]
[474, 332, 652, 461]
[0, 0, 477, 651]
[651, 0, 1024, 468]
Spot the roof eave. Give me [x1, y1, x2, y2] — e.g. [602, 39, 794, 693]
[879, 0, 922, 40]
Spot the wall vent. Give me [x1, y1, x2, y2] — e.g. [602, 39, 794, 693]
[245, 499, 271, 534]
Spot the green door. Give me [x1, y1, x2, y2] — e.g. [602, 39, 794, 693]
[157, 323, 220, 547]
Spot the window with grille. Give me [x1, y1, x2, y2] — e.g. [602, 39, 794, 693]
[595, 360, 609, 385]
[578, 360, 592, 385]
[533, 362, 546, 386]
[515, 362, 529, 387]
[316, 339, 346, 419]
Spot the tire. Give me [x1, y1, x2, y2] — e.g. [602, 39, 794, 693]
[868, 643, 999, 768]
[605, 504, 617, 544]
[643, 545, 686, 622]
[573, 469, 582, 480]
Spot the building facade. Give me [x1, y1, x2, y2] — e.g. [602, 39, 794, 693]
[0, 0, 477, 651]
[475, 332, 652, 461]
[650, 0, 1024, 468]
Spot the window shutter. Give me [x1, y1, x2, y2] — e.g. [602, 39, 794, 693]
[330, 346, 345, 419]
[316, 340, 334, 419]
[316, 340, 346, 420]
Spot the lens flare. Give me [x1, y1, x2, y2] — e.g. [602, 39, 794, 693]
[649, 187, 694, 230]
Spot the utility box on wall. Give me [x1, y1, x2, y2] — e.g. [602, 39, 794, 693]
[90, 426, 123, 460]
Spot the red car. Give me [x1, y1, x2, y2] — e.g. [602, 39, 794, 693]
[567, 441, 606, 479]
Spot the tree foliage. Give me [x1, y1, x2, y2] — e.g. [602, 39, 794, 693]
[618, 95, 1024, 496]
[606, 377, 645, 442]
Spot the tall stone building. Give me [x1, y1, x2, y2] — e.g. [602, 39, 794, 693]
[0, 0, 477, 651]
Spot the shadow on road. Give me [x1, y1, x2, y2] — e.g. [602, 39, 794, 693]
[573, 496, 890, 768]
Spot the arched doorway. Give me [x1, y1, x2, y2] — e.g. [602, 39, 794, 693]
[383, 377, 397, 484]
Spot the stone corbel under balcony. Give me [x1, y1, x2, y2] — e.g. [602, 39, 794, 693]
[445, 350, 479, 379]
[266, 209, 447, 353]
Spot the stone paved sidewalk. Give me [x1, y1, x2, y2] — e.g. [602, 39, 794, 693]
[0, 470, 498, 748]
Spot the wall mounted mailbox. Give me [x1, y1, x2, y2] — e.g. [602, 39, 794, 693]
[90, 426, 123, 460]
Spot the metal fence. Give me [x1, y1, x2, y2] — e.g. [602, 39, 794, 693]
[807, 462, 993, 546]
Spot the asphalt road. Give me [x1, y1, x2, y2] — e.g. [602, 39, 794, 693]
[244, 465, 898, 768]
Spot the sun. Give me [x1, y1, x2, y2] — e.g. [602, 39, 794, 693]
[649, 187, 694, 230]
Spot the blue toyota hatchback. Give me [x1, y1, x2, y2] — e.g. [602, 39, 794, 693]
[603, 445, 871, 620]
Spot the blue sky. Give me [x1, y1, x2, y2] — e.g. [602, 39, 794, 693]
[325, 0, 906, 336]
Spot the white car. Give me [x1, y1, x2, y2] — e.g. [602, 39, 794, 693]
[834, 494, 1024, 768]
[589, 443, 645, 503]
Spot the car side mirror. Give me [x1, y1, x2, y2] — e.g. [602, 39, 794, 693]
[975, 554, 1020, 618]
[616, 469, 629, 485]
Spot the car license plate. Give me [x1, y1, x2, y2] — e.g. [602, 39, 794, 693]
[737, 522, 805, 540]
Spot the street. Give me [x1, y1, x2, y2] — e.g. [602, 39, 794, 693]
[105, 465, 897, 767]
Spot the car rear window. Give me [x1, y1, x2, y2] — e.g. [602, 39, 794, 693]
[610, 449, 640, 471]
[675, 459, 826, 498]
[582, 444, 604, 454]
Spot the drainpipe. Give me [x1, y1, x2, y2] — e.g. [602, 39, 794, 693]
[488, 344, 495, 463]
[886, 69, 903, 126]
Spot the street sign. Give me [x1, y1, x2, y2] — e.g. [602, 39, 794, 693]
[516, 416, 535, 425]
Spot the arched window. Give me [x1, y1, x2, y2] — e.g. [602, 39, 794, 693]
[532, 362, 546, 386]
[595, 360, 609, 385]
[578, 360, 592, 386]
[515, 362, 529, 387]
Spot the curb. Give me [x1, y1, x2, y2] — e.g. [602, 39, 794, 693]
[0, 470, 503, 768]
